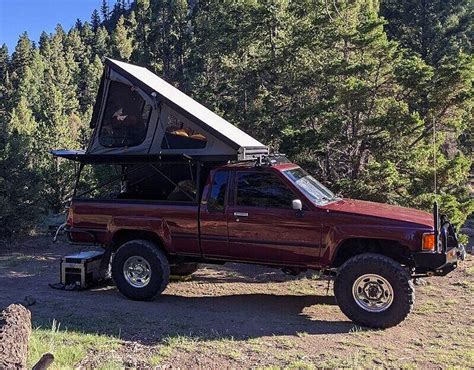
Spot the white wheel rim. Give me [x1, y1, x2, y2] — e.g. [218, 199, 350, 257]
[123, 256, 151, 288]
[352, 274, 394, 312]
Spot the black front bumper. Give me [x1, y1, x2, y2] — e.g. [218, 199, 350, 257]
[412, 213, 467, 276]
[412, 244, 466, 276]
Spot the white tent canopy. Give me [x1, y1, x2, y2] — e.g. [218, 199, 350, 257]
[78, 58, 268, 161]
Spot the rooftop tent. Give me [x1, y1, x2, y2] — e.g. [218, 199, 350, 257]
[79, 58, 268, 161]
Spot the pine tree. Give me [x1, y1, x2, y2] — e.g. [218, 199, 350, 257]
[66, 28, 87, 63]
[10, 33, 33, 90]
[91, 9, 101, 31]
[78, 55, 103, 115]
[133, 0, 151, 63]
[148, 0, 190, 81]
[74, 18, 83, 30]
[0, 44, 9, 102]
[93, 26, 109, 57]
[0, 44, 11, 137]
[101, 0, 110, 22]
[111, 15, 133, 61]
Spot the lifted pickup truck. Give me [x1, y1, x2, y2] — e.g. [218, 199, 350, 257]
[54, 58, 465, 328]
[63, 155, 465, 328]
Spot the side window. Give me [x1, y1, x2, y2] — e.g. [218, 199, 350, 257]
[236, 172, 296, 209]
[208, 171, 229, 212]
[99, 81, 151, 148]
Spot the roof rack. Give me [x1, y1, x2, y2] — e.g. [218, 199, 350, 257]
[256, 154, 290, 166]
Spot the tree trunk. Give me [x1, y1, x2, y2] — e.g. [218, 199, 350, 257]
[0, 304, 32, 369]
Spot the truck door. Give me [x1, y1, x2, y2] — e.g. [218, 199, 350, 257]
[226, 170, 322, 267]
[199, 170, 230, 258]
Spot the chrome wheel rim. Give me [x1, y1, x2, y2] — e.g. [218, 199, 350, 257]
[123, 256, 151, 288]
[352, 274, 394, 312]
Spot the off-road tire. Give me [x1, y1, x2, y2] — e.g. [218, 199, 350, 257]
[170, 263, 199, 276]
[334, 253, 414, 328]
[112, 239, 170, 301]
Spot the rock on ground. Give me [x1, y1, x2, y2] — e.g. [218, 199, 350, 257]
[0, 304, 32, 369]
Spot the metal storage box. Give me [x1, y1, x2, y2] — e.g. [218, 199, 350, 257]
[60, 251, 104, 288]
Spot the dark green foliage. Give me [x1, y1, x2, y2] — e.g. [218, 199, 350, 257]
[381, 0, 473, 66]
[91, 9, 102, 31]
[0, 0, 472, 238]
[101, 0, 110, 22]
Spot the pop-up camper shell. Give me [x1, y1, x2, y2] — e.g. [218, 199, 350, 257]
[52, 58, 268, 163]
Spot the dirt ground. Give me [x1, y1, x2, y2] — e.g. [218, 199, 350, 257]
[0, 235, 473, 368]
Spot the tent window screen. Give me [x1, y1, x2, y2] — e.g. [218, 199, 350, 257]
[161, 110, 207, 150]
[99, 81, 152, 147]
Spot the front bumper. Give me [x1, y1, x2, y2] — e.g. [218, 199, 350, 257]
[412, 212, 467, 276]
[412, 243, 466, 276]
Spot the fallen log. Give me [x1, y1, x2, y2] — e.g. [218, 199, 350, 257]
[0, 304, 32, 369]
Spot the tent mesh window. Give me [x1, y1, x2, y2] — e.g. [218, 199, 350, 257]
[75, 163, 197, 202]
[99, 81, 152, 148]
[161, 110, 208, 150]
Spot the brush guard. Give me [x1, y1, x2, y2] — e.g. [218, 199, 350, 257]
[412, 201, 466, 276]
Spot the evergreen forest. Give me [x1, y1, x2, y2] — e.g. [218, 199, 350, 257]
[0, 0, 472, 238]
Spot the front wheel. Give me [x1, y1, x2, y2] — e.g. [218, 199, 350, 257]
[334, 253, 414, 328]
[111, 239, 170, 301]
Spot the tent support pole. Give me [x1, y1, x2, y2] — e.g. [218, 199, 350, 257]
[73, 163, 85, 197]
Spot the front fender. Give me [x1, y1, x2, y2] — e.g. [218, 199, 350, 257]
[321, 223, 426, 266]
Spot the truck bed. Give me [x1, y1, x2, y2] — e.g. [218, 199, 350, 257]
[67, 198, 201, 256]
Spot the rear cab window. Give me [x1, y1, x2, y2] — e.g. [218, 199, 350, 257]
[208, 171, 229, 212]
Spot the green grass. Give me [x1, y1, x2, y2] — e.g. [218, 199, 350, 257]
[28, 320, 121, 368]
[149, 335, 199, 365]
[464, 265, 474, 276]
[286, 359, 315, 369]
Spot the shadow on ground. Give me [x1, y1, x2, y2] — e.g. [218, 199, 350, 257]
[29, 289, 353, 343]
[0, 237, 356, 344]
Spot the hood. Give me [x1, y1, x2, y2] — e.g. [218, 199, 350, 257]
[322, 198, 434, 228]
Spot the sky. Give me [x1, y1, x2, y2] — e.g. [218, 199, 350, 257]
[0, 0, 102, 52]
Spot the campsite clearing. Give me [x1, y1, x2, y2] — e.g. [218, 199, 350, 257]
[0, 236, 472, 368]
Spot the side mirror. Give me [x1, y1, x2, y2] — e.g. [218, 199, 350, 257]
[292, 199, 303, 211]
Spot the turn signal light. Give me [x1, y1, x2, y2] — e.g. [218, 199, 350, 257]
[422, 233, 435, 251]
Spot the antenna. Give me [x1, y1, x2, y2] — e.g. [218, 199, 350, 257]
[433, 120, 437, 199]
[433, 120, 439, 250]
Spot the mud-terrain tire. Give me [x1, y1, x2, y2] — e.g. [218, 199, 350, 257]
[170, 263, 199, 276]
[334, 253, 414, 328]
[112, 239, 170, 301]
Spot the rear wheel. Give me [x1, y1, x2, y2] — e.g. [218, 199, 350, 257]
[112, 239, 170, 301]
[170, 263, 199, 276]
[334, 253, 414, 328]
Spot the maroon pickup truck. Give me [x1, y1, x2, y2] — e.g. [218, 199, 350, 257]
[63, 155, 465, 328]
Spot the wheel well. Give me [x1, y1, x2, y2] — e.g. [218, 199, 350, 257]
[331, 238, 413, 268]
[112, 230, 165, 252]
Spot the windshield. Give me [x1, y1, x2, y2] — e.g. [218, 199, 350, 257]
[283, 167, 337, 205]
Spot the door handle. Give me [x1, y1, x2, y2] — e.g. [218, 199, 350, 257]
[233, 212, 249, 217]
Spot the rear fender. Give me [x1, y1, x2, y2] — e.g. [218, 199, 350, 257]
[107, 216, 173, 252]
